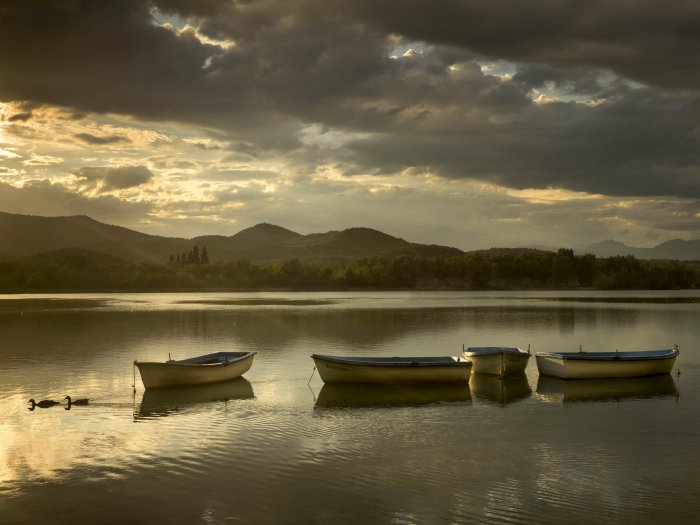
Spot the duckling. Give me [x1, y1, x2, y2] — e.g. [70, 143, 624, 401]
[64, 395, 89, 407]
[28, 398, 61, 409]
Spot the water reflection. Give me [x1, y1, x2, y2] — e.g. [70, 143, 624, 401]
[536, 374, 679, 403]
[2, 292, 699, 524]
[469, 373, 532, 405]
[314, 382, 471, 408]
[136, 378, 255, 420]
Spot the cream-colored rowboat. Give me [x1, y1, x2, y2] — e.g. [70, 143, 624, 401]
[535, 346, 678, 379]
[462, 346, 530, 376]
[311, 354, 471, 383]
[135, 351, 256, 389]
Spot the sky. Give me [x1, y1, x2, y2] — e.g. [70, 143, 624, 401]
[1, 0, 699, 250]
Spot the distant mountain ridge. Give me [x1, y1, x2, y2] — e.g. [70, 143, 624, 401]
[582, 239, 700, 261]
[3, 212, 697, 264]
[0, 212, 462, 264]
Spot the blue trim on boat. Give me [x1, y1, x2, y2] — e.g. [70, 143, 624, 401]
[312, 354, 471, 368]
[536, 348, 678, 361]
[463, 347, 528, 356]
[168, 352, 257, 366]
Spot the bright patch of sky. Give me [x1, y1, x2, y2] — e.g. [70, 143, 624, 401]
[150, 7, 236, 52]
[298, 124, 370, 149]
[387, 39, 432, 59]
[477, 60, 517, 81]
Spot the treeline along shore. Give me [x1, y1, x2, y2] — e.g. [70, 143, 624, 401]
[0, 249, 698, 292]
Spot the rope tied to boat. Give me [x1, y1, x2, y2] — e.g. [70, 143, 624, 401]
[675, 344, 681, 377]
[307, 366, 316, 385]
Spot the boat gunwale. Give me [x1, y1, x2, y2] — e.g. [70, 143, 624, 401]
[463, 347, 529, 357]
[311, 354, 471, 368]
[136, 351, 256, 368]
[535, 348, 678, 362]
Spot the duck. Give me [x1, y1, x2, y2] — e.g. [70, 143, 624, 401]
[28, 398, 61, 409]
[64, 396, 89, 407]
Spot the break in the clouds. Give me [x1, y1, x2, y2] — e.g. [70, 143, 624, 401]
[0, 0, 699, 249]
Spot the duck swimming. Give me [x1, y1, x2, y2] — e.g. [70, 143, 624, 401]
[64, 396, 89, 406]
[28, 399, 61, 409]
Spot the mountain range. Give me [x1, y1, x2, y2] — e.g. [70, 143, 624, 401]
[581, 239, 700, 261]
[0, 212, 462, 264]
[1, 211, 698, 264]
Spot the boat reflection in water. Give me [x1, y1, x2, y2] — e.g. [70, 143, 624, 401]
[314, 382, 471, 409]
[536, 374, 679, 403]
[468, 373, 532, 405]
[136, 378, 254, 420]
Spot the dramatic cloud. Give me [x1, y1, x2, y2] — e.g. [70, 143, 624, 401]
[71, 165, 155, 193]
[0, 0, 698, 247]
[74, 133, 131, 145]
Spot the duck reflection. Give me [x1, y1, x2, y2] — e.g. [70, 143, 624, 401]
[136, 378, 254, 419]
[536, 374, 679, 403]
[314, 382, 471, 409]
[468, 373, 532, 405]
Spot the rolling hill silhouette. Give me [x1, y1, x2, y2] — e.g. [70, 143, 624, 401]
[0, 212, 462, 264]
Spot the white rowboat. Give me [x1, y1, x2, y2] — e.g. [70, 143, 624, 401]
[311, 354, 472, 384]
[535, 346, 678, 379]
[462, 346, 531, 376]
[135, 351, 256, 389]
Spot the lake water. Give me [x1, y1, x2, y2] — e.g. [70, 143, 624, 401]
[1, 291, 699, 524]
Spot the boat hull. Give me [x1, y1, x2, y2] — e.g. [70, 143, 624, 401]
[311, 354, 471, 384]
[136, 352, 256, 389]
[535, 348, 678, 379]
[462, 347, 530, 376]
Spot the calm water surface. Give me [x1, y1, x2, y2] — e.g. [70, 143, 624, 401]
[1, 291, 699, 524]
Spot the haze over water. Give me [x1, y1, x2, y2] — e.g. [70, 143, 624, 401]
[1, 291, 699, 524]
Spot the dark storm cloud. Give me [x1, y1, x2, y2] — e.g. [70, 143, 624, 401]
[2, 1, 700, 199]
[71, 166, 154, 192]
[74, 133, 131, 145]
[342, 0, 700, 92]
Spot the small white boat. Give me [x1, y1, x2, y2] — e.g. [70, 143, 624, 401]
[462, 346, 531, 376]
[135, 351, 256, 389]
[535, 346, 679, 379]
[311, 354, 472, 384]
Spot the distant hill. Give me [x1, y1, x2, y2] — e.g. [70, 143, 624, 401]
[0, 212, 184, 261]
[582, 239, 700, 261]
[0, 212, 462, 265]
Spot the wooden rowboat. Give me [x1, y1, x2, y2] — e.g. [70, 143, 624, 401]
[462, 346, 530, 376]
[535, 346, 678, 379]
[135, 351, 256, 389]
[311, 354, 472, 384]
